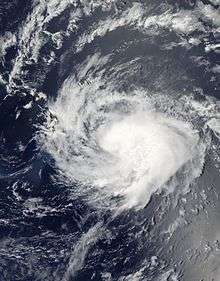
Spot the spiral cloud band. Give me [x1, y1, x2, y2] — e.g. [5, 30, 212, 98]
[42, 56, 205, 211]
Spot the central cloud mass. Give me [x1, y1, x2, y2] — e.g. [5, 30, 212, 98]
[42, 69, 204, 210]
[96, 113, 198, 209]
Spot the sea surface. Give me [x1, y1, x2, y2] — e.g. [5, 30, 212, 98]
[0, 0, 219, 280]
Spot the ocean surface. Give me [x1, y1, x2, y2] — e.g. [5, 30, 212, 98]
[0, 0, 220, 280]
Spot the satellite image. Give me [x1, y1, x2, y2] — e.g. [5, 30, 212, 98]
[0, 0, 219, 280]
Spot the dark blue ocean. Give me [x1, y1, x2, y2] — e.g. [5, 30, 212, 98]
[0, 0, 219, 280]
